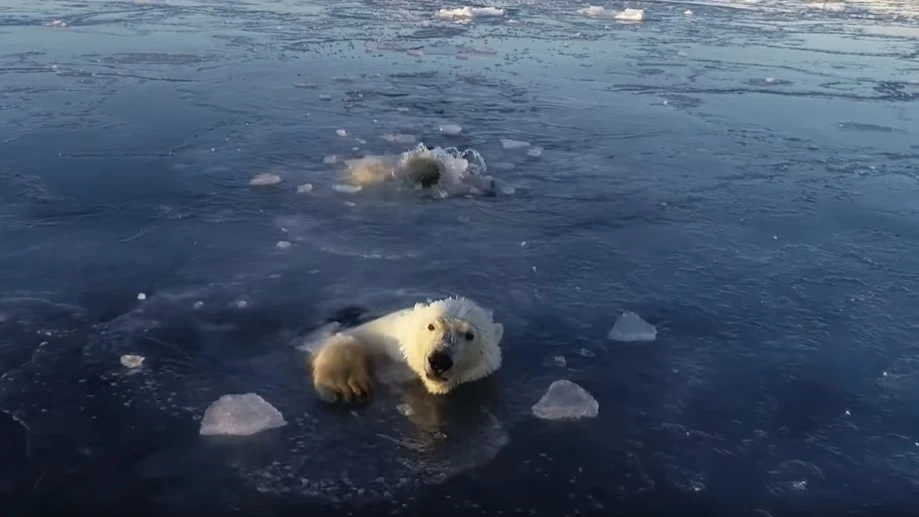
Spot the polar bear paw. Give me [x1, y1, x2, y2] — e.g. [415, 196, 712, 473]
[310, 334, 373, 403]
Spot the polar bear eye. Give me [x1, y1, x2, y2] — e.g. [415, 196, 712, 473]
[427, 323, 436, 331]
[464, 331, 474, 341]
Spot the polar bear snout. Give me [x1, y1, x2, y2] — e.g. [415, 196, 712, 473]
[426, 351, 454, 380]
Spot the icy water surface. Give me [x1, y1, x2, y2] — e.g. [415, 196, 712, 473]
[2, 0, 919, 515]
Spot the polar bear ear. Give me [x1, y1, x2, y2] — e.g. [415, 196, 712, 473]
[491, 322, 504, 344]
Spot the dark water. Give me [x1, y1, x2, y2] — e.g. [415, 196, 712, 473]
[2, 0, 919, 515]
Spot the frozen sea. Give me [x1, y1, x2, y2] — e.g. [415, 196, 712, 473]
[2, 0, 919, 516]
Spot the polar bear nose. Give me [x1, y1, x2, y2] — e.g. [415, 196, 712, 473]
[427, 351, 453, 375]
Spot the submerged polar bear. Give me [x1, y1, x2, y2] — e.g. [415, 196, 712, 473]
[343, 144, 497, 196]
[309, 297, 504, 403]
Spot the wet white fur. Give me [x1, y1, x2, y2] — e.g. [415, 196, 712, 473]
[313, 297, 504, 396]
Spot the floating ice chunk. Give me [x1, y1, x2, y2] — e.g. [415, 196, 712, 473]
[578, 6, 644, 21]
[234, 300, 248, 309]
[45, 19, 68, 28]
[527, 146, 543, 157]
[608, 312, 657, 342]
[318, 94, 331, 101]
[382, 133, 418, 144]
[336, 129, 347, 137]
[407, 49, 423, 58]
[250, 173, 282, 186]
[199, 393, 287, 436]
[436, 6, 505, 21]
[192, 300, 205, 310]
[616, 8, 645, 21]
[276, 240, 292, 250]
[297, 183, 313, 194]
[532, 380, 599, 420]
[137, 292, 147, 301]
[333, 184, 363, 194]
[440, 124, 463, 136]
[553, 355, 567, 367]
[578, 5, 613, 17]
[120, 354, 145, 369]
[501, 138, 530, 150]
[684, 9, 694, 16]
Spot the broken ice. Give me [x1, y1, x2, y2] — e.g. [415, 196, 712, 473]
[120, 354, 145, 369]
[440, 124, 463, 136]
[250, 173, 282, 186]
[608, 312, 657, 342]
[532, 380, 598, 420]
[435, 6, 505, 21]
[501, 138, 530, 150]
[199, 393, 287, 436]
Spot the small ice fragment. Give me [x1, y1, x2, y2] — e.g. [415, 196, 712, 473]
[297, 183, 314, 194]
[577, 348, 595, 357]
[382, 133, 417, 144]
[192, 301, 205, 310]
[608, 312, 657, 342]
[120, 354, 145, 369]
[276, 240, 292, 250]
[435, 6, 505, 21]
[532, 380, 599, 420]
[293, 82, 317, 89]
[407, 49, 423, 58]
[318, 94, 332, 101]
[250, 173, 282, 186]
[527, 146, 543, 157]
[579, 6, 644, 21]
[765, 77, 777, 84]
[578, 6, 615, 17]
[501, 138, 530, 150]
[616, 8, 645, 21]
[684, 9, 694, 16]
[499, 185, 516, 195]
[344, 201, 356, 207]
[46, 19, 68, 27]
[397, 403, 414, 416]
[234, 300, 248, 309]
[440, 124, 463, 136]
[333, 184, 363, 194]
[199, 393, 287, 436]
[336, 129, 347, 137]
[137, 292, 147, 301]
[553, 355, 567, 367]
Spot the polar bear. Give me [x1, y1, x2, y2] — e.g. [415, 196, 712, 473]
[309, 297, 504, 403]
[342, 144, 497, 196]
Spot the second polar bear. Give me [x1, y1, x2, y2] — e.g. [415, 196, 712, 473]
[309, 297, 504, 403]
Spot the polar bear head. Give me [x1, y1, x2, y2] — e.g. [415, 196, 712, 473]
[400, 297, 504, 395]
